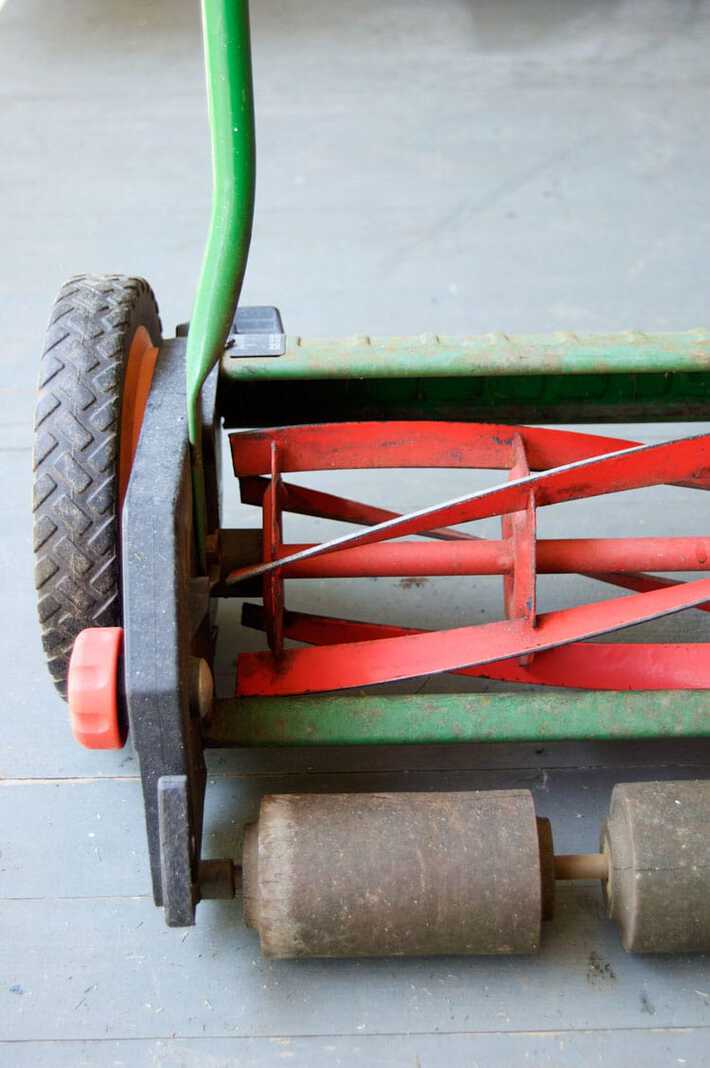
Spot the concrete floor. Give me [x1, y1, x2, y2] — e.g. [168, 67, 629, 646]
[3, 0, 710, 1064]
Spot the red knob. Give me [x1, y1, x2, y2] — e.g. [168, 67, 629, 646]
[67, 627, 125, 749]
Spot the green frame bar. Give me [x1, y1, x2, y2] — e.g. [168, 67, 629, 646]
[208, 691, 710, 747]
[220, 330, 710, 381]
[219, 331, 710, 427]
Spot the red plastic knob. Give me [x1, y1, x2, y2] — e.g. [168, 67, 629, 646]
[67, 627, 125, 749]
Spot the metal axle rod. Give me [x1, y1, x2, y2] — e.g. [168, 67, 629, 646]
[254, 536, 710, 579]
[554, 853, 609, 881]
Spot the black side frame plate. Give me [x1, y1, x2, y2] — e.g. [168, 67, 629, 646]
[121, 338, 212, 926]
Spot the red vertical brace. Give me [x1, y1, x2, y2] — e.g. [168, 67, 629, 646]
[501, 434, 536, 664]
[262, 441, 284, 656]
[502, 434, 536, 621]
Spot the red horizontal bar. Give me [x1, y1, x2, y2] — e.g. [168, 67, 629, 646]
[237, 576, 710, 696]
[272, 540, 509, 576]
[230, 421, 641, 476]
[238, 478, 710, 608]
[263, 536, 710, 579]
[242, 604, 710, 691]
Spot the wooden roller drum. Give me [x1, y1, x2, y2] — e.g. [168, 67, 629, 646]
[601, 780, 710, 953]
[241, 782, 710, 959]
[243, 790, 550, 959]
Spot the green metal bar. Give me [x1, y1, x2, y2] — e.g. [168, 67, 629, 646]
[187, 0, 256, 551]
[208, 691, 710, 747]
[220, 329, 710, 382]
[220, 369, 710, 429]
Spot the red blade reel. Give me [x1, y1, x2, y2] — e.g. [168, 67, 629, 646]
[228, 421, 710, 698]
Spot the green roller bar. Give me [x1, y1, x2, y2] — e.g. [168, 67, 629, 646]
[208, 690, 710, 747]
[220, 329, 710, 382]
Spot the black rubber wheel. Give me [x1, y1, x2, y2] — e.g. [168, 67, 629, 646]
[33, 274, 162, 696]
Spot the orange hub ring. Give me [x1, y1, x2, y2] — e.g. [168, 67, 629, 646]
[118, 325, 160, 507]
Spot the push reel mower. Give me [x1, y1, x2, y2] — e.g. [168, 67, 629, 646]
[32, 1, 710, 957]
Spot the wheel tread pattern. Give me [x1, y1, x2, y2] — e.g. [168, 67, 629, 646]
[33, 274, 161, 695]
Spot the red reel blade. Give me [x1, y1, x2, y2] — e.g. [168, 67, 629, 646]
[242, 605, 710, 691]
[230, 420, 644, 475]
[237, 576, 710, 697]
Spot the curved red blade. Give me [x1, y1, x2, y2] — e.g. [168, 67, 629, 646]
[237, 576, 710, 696]
[230, 420, 642, 475]
[242, 604, 710, 691]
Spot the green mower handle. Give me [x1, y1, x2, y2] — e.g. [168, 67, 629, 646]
[187, 0, 256, 551]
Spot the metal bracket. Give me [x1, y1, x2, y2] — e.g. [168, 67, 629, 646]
[226, 305, 285, 358]
[177, 306, 285, 358]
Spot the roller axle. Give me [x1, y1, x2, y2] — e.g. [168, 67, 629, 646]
[554, 852, 609, 881]
[225, 534, 710, 579]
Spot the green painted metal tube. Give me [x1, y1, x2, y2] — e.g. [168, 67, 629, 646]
[220, 329, 710, 382]
[187, 0, 256, 446]
[208, 691, 710, 747]
[186, 0, 255, 556]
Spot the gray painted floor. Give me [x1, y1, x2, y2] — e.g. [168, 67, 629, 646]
[3, 0, 710, 1064]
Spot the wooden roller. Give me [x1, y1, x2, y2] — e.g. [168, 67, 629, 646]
[240, 781, 710, 958]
